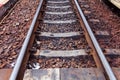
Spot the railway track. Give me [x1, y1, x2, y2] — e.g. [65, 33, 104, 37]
[9, 0, 117, 80]
[79, 0, 120, 79]
[0, 0, 18, 23]
[102, 0, 120, 16]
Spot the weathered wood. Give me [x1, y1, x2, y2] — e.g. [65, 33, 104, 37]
[110, 0, 120, 9]
[105, 49, 120, 55]
[94, 68, 106, 80]
[61, 68, 105, 80]
[61, 68, 84, 80]
[23, 69, 60, 80]
[82, 68, 97, 80]
[43, 20, 76, 24]
[23, 68, 106, 80]
[35, 49, 88, 57]
[40, 32, 81, 38]
[0, 0, 9, 5]
[95, 31, 110, 36]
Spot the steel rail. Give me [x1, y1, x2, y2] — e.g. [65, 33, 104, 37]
[9, 0, 43, 80]
[74, 0, 116, 80]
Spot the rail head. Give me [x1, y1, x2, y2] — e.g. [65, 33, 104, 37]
[9, 0, 43, 80]
[74, 0, 116, 80]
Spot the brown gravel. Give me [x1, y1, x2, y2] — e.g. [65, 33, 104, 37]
[39, 22, 83, 33]
[0, 0, 18, 21]
[44, 14, 77, 21]
[78, 0, 120, 68]
[0, 0, 40, 68]
[46, 7, 73, 12]
[27, 0, 96, 69]
[79, 0, 120, 49]
[27, 55, 96, 69]
[33, 37, 88, 50]
[106, 55, 120, 67]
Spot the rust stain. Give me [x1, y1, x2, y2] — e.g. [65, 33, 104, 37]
[0, 69, 12, 80]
